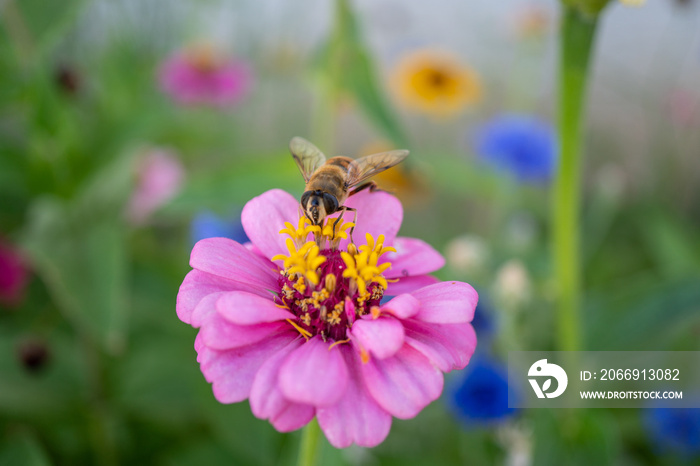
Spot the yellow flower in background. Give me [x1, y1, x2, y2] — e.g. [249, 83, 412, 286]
[392, 49, 482, 117]
[357, 141, 432, 206]
[619, 0, 645, 6]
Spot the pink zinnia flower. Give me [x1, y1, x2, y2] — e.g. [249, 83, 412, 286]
[177, 189, 478, 448]
[126, 148, 185, 225]
[0, 238, 29, 307]
[159, 44, 253, 107]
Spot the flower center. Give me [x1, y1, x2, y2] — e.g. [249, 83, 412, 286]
[272, 217, 395, 342]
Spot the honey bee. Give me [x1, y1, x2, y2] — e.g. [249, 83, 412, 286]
[290, 137, 409, 236]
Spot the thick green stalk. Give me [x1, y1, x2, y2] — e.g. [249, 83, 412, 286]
[554, 6, 598, 352]
[297, 418, 321, 466]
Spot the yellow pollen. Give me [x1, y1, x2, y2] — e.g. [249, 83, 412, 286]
[294, 277, 307, 294]
[301, 313, 311, 326]
[328, 309, 342, 325]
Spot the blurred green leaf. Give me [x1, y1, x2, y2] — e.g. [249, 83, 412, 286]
[586, 277, 700, 350]
[164, 153, 300, 216]
[8, 0, 88, 58]
[20, 155, 133, 354]
[159, 441, 238, 466]
[0, 430, 52, 466]
[318, 0, 409, 147]
[640, 211, 700, 279]
[0, 327, 85, 418]
[532, 410, 619, 466]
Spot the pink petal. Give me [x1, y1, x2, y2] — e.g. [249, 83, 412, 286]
[244, 242, 269, 260]
[200, 312, 289, 350]
[403, 321, 477, 372]
[177, 269, 270, 325]
[278, 336, 349, 407]
[350, 316, 404, 359]
[241, 190, 300, 260]
[382, 237, 445, 278]
[190, 291, 225, 328]
[411, 282, 478, 324]
[337, 190, 403, 251]
[361, 345, 443, 419]
[197, 330, 297, 403]
[217, 292, 293, 325]
[386, 275, 440, 296]
[317, 346, 392, 448]
[250, 338, 315, 432]
[190, 238, 278, 292]
[380, 293, 420, 319]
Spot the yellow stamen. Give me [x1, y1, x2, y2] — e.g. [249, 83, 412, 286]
[286, 319, 311, 339]
[273, 239, 326, 286]
[279, 217, 321, 247]
[301, 313, 311, 326]
[370, 306, 381, 319]
[328, 338, 350, 350]
[359, 233, 397, 258]
[322, 218, 356, 245]
[324, 274, 336, 293]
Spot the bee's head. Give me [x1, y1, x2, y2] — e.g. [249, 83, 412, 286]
[301, 190, 339, 226]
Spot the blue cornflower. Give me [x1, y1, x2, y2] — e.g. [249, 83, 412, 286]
[447, 358, 517, 424]
[473, 114, 557, 183]
[190, 210, 248, 246]
[471, 297, 496, 341]
[645, 405, 700, 457]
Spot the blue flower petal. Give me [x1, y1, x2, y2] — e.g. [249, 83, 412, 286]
[191, 210, 249, 246]
[446, 357, 517, 425]
[473, 114, 557, 183]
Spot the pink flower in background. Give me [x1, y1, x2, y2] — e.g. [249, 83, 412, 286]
[126, 148, 185, 225]
[0, 238, 29, 307]
[177, 189, 478, 448]
[666, 88, 698, 128]
[159, 44, 253, 107]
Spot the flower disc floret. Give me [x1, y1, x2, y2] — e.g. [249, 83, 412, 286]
[275, 220, 390, 342]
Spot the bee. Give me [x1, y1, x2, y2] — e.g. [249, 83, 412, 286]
[289, 137, 409, 238]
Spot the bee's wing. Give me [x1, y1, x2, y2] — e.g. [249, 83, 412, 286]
[290, 137, 326, 183]
[346, 150, 409, 188]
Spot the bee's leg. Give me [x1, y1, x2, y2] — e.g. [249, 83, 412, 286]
[332, 208, 346, 232]
[348, 181, 378, 197]
[342, 207, 358, 244]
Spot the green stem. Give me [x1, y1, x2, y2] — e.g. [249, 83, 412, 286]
[310, 76, 336, 152]
[553, 6, 598, 352]
[297, 418, 321, 466]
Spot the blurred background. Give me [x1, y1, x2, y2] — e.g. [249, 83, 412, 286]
[1, 0, 699, 464]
